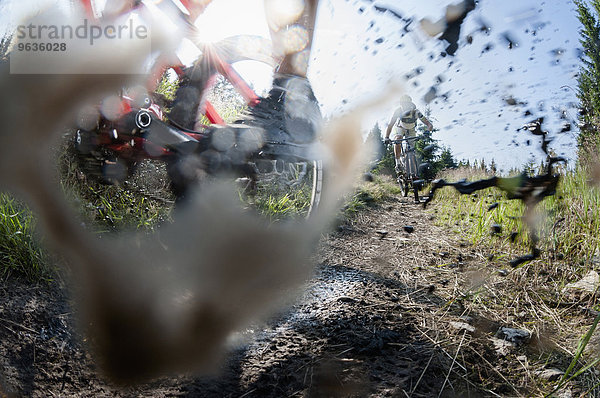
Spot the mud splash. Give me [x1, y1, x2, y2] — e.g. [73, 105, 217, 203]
[424, 118, 566, 266]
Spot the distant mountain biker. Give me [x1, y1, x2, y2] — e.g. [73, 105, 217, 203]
[384, 95, 433, 175]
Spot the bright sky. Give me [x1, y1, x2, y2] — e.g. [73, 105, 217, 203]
[190, 0, 581, 172]
[2, 0, 582, 171]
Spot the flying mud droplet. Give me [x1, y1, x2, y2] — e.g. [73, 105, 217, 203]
[438, 0, 477, 56]
[510, 232, 519, 243]
[420, 18, 446, 37]
[77, 105, 100, 131]
[210, 127, 235, 152]
[100, 95, 125, 122]
[275, 25, 309, 55]
[372, 5, 405, 22]
[424, 87, 437, 104]
[236, 127, 265, 153]
[264, 0, 305, 32]
[501, 32, 519, 49]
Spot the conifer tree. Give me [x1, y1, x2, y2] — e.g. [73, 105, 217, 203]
[574, 0, 600, 150]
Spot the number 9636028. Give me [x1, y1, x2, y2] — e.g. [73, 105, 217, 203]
[17, 42, 67, 52]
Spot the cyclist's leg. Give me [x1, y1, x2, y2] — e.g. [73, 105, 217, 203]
[265, 0, 318, 77]
[392, 128, 405, 175]
[237, 0, 322, 149]
[393, 142, 403, 174]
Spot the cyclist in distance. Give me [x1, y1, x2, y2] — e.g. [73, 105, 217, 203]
[384, 95, 433, 176]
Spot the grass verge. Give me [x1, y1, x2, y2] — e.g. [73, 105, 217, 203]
[427, 165, 600, 396]
[0, 193, 51, 281]
[341, 174, 403, 218]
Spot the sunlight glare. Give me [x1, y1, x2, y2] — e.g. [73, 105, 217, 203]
[192, 0, 270, 44]
[264, 0, 305, 31]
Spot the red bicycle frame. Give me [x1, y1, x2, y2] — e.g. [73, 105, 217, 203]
[77, 0, 264, 161]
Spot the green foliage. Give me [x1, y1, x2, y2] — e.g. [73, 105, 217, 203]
[431, 163, 600, 263]
[252, 184, 313, 223]
[574, 0, 600, 152]
[200, 75, 247, 124]
[548, 312, 600, 397]
[366, 122, 386, 161]
[439, 147, 458, 170]
[0, 193, 51, 280]
[58, 143, 173, 234]
[154, 71, 179, 102]
[342, 176, 403, 217]
[370, 123, 396, 175]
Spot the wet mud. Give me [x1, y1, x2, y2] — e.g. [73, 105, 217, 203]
[0, 196, 576, 397]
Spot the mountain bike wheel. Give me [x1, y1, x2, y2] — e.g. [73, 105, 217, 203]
[397, 174, 409, 197]
[241, 158, 323, 220]
[402, 178, 410, 197]
[413, 181, 420, 203]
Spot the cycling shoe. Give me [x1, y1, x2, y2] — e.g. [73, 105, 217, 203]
[236, 73, 322, 160]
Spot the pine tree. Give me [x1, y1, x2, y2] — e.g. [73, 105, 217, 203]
[489, 158, 498, 175]
[365, 123, 385, 161]
[371, 123, 395, 174]
[439, 147, 458, 170]
[574, 0, 600, 151]
[479, 159, 487, 172]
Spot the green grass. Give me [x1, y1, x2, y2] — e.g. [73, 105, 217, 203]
[0, 139, 175, 280]
[541, 165, 600, 261]
[342, 175, 403, 217]
[429, 165, 600, 264]
[59, 146, 174, 234]
[0, 193, 51, 280]
[428, 165, 600, 396]
[253, 191, 310, 222]
[154, 72, 179, 102]
[428, 168, 530, 252]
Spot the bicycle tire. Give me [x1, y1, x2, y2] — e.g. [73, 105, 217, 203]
[413, 181, 419, 203]
[242, 157, 323, 219]
[403, 179, 410, 197]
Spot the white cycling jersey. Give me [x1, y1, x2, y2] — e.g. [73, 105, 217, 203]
[391, 102, 423, 138]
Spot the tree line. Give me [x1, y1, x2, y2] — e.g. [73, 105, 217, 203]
[575, 0, 600, 159]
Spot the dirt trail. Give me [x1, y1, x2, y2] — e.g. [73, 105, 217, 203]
[0, 196, 550, 397]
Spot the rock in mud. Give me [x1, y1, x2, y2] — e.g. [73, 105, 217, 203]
[449, 321, 475, 333]
[375, 230, 389, 238]
[535, 368, 564, 381]
[496, 327, 530, 345]
[564, 271, 600, 297]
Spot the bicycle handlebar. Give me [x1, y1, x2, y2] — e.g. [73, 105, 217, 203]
[384, 137, 419, 145]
